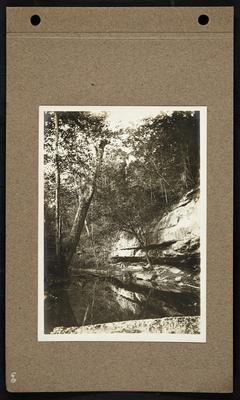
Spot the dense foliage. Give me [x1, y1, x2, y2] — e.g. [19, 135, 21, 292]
[44, 110, 200, 274]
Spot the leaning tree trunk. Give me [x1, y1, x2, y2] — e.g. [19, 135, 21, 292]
[85, 219, 99, 269]
[61, 143, 106, 272]
[63, 192, 94, 266]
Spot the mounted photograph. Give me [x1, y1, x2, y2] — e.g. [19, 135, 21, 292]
[38, 106, 206, 341]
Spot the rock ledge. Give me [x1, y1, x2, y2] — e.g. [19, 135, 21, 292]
[51, 316, 200, 334]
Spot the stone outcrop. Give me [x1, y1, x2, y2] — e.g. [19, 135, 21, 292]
[111, 188, 200, 270]
[52, 316, 200, 335]
[151, 188, 200, 260]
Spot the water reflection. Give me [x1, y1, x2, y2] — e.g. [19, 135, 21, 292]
[45, 275, 199, 333]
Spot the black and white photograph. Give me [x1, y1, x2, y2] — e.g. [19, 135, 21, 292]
[38, 106, 206, 341]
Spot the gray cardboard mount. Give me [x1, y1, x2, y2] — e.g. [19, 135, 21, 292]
[6, 7, 233, 392]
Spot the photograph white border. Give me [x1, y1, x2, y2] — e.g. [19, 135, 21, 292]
[38, 106, 207, 342]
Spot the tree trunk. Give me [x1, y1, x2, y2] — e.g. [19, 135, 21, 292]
[133, 231, 154, 270]
[54, 112, 61, 263]
[61, 143, 106, 271]
[144, 249, 154, 270]
[64, 192, 94, 266]
[85, 219, 99, 269]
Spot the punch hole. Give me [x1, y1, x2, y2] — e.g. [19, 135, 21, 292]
[198, 15, 209, 26]
[30, 15, 41, 26]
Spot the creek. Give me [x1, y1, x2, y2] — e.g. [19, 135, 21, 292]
[44, 261, 200, 333]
